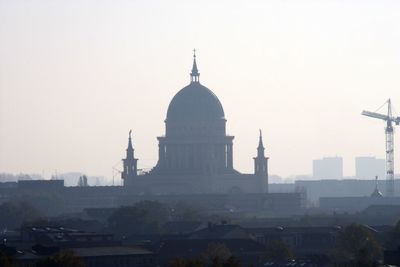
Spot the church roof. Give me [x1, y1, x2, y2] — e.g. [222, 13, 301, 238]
[166, 54, 225, 122]
[166, 82, 225, 122]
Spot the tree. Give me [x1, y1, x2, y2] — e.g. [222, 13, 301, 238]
[0, 200, 43, 229]
[331, 223, 382, 267]
[387, 219, 400, 249]
[35, 250, 85, 267]
[77, 175, 89, 187]
[201, 242, 232, 266]
[172, 202, 204, 221]
[108, 200, 169, 235]
[169, 243, 240, 267]
[0, 251, 13, 267]
[134, 200, 169, 222]
[169, 258, 203, 267]
[221, 256, 241, 267]
[265, 239, 293, 262]
[11, 191, 65, 217]
[21, 218, 49, 228]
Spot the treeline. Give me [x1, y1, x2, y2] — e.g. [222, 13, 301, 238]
[0, 200, 44, 229]
[0, 194, 65, 229]
[0, 198, 212, 233]
[0, 173, 42, 182]
[107, 200, 210, 236]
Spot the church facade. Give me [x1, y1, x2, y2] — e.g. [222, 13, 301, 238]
[122, 53, 268, 194]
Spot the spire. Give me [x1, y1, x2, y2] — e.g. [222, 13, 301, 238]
[122, 129, 138, 183]
[371, 175, 383, 198]
[257, 129, 265, 158]
[127, 129, 133, 151]
[258, 129, 264, 149]
[190, 49, 200, 83]
[254, 129, 269, 192]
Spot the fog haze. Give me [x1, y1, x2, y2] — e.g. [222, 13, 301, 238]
[1, 0, 400, 180]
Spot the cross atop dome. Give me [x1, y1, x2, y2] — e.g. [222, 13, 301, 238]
[190, 49, 200, 83]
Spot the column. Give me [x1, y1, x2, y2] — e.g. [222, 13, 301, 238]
[158, 144, 165, 168]
[227, 143, 233, 170]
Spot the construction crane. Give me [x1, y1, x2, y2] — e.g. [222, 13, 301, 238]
[362, 99, 400, 197]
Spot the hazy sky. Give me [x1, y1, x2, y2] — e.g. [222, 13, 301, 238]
[1, 0, 400, 182]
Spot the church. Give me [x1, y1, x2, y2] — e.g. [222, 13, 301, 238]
[0, 53, 304, 215]
[121, 53, 269, 194]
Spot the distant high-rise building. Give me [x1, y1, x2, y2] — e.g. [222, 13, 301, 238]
[355, 156, 385, 179]
[312, 157, 343, 179]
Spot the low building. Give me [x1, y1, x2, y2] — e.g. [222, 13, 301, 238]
[319, 197, 400, 213]
[384, 246, 400, 266]
[14, 246, 155, 267]
[20, 226, 118, 248]
[1, 226, 155, 267]
[246, 226, 341, 256]
[157, 239, 265, 266]
[188, 223, 249, 240]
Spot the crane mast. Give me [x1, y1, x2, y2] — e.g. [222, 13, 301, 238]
[386, 118, 394, 197]
[362, 99, 399, 197]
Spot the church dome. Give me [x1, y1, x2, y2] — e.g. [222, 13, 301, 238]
[166, 82, 225, 122]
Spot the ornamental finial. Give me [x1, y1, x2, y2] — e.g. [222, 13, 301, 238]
[190, 49, 200, 82]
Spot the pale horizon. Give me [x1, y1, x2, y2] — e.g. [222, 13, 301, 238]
[1, 1, 400, 182]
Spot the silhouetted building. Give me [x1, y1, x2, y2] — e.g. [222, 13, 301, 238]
[0, 53, 306, 216]
[157, 239, 264, 266]
[371, 176, 383, 198]
[319, 197, 400, 213]
[294, 178, 400, 203]
[355, 156, 385, 179]
[384, 246, 400, 266]
[18, 179, 64, 191]
[188, 223, 249, 240]
[20, 226, 118, 248]
[122, 53, 269, 194]
[247, 226, 341, 256]
[317, 176, 397, 213]
[14, 246, 154, 267]
[313, 157, 343, 179]
[121, 130, 138, 180]
[162, 221, 203, 235]
[1, 225, 155, 267]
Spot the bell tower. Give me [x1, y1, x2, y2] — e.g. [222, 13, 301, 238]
[122, 130, 138, 186]
[254, 130, 269, 192]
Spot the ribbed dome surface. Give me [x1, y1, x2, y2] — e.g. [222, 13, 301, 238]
[166, 82, 225, 121]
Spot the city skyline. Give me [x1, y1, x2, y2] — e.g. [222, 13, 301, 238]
[1, 1, 400, 181]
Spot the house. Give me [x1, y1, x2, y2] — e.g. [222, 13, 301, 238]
[188, 222, 250, 240]
[14, 246, 155, 267]
[157, 238, 265, 266]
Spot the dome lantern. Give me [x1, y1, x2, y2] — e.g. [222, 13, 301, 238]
[190, 49, 200, 83]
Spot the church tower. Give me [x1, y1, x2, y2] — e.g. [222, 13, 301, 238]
[122, 130, 138, 185]
[154, 51, 235, 176]
[254, 130, 269, 192]
[371, 175, 383, 198]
